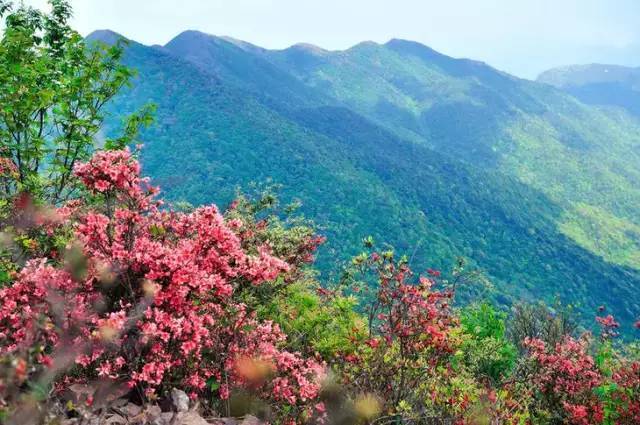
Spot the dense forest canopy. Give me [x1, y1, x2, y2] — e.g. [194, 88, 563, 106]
[94, 28, 640, 328]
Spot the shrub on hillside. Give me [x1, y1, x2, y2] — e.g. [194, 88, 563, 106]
[0, 149, 326, 422]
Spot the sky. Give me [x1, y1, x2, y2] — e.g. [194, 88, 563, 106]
[19, 0, 640, 79]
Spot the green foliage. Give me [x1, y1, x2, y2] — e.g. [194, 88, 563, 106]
[559, 203, 640, 269]
[0, 0, 135, 202]
[100, 30, 640, 331]
[0, 1, 158, 205]
[458, 303, 517, 384]
[256, 281, 364, 359]
[461, 303, 508, 340]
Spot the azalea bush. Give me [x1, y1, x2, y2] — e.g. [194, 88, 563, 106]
[607, 359, 640, 423]
[336, 248, 477, 420]
[519, 336, 604, 424]
[224, 190, 364, 361]
[0, 137, 639, 425]
[0, 149, 326, 422]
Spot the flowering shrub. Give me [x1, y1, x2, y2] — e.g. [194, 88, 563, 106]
[596, 314, 621, 340]
[337, 249, 472, 419]
[224, 192, 325, 279]
[609, 360, 640, 423]
[0, 149, 325, 419]
[521, 336, 604, 424]
[2, 149, 640, 425]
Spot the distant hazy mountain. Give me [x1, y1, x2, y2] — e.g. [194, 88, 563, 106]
[538, 64, 640, 117]
[93, 30, 640, 330]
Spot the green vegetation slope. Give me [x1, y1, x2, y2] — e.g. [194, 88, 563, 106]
[93, 29, 640, 328]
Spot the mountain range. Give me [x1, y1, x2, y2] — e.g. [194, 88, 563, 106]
[89, 29, 640, 329]
[538, 64, 640, 117]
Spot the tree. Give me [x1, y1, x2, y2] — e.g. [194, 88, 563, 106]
[507, 301, 578, 354]
[0, 0, 148, 204]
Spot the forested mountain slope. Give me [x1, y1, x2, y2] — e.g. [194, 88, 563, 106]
[90, 29, 640, 328]
[538, 63, 640, 117]
[165, 31, 640, 273]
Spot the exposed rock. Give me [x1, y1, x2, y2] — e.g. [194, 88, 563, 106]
[144, 404, 163, 424]
[175, 411, 211, 425]
[103, 413, 127, 425]
[240, 415, 262, 425]
[171, 388, 190, 412]
[125, 402, 143, 416]
[210, 417, 239, 425]
[150, 412, 175, 425]
[52, 398, 269, 425]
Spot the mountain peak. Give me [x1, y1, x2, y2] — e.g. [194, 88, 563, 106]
[220, 36, 266, 53]
[348, 40, 381, 51]
[85, 29, 127, 45]
[167, 30, 216, 45]
[165, 30, 266, 54]
[384, 38, 444, 59]
[286, 43, 328, 56]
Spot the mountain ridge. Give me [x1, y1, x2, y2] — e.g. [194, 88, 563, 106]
[85, 29, 128, 44]
[96, 28, 640, 331]
[538, 63, 640, 87]
[537, 63, 640, 117]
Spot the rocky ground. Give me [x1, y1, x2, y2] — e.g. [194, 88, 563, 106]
[57, 389, 264, 425]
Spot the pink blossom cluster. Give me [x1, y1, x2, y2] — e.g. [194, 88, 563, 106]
[371, 261, 455, 356]
[0, 259, 92, 355]
[0, 149, 325, 405]
[74, 149, 144, 195]
[595, 314, 620, 339]
[225, 318, 325, 405]
[610, 361, 640, 423]
[524, 337, 602, 395]
[524, 337, 603, 424]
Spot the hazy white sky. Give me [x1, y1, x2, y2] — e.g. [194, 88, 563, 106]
[20, 0, 640, 78]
